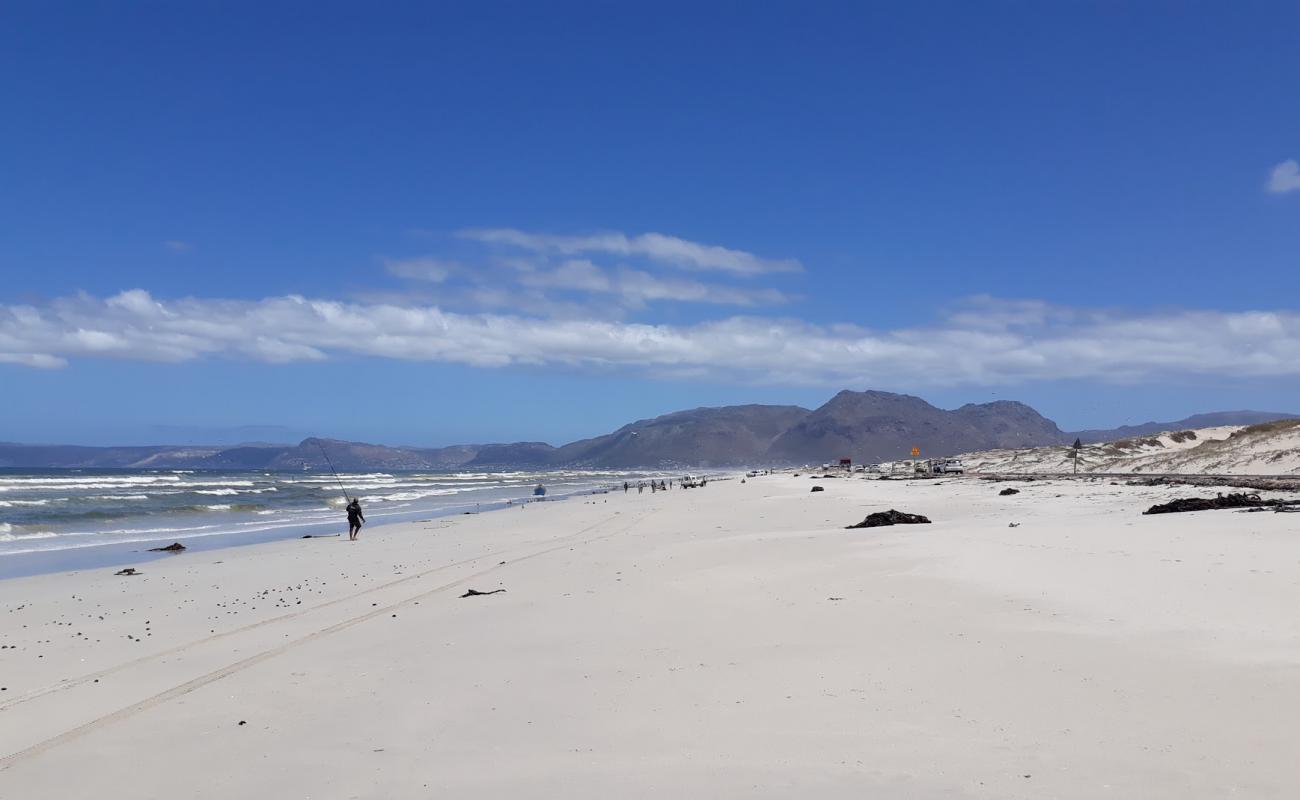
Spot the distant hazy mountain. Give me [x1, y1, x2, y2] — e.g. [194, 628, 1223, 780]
[552, 405, 811, 468]
[464, 442, 558, 467]
[198, 438, 438, 471]
[2, 395, 1294, 470]
[0, 443, 225, 469]
[411, 444, 482, 469]
[765, 390, 1067, 464]
[1072, 411, 1298, 444]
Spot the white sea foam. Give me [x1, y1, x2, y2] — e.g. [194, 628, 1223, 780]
[0, 529, 59, 542]
[361, 488, 464, 503]
[0, 475, 182, 487]
[0, 479, 266, 492]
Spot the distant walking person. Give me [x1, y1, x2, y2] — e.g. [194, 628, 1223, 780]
[346, 498, 365, 541]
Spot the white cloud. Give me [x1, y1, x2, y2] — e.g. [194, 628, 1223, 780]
[458, 228, 802, 275]
[4, 290, 1300, 388]
[162, 240, 194, 253]
[382, 256, 457, 282]
[519, 259, 790, 307]
[0, 352, 66, 369]
[1267, 159, 1300, 194]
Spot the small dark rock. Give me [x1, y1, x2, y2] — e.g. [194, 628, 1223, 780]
[846, 510, 932, 528]
[147, 542, 186, 552]
[999, 488, 1020, 496]
[114, 568, 140, 577]
[810, 486, 825, 493]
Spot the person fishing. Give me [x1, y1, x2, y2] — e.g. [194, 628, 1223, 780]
[314, 440, 363, 542]
[346, 498, 365, 540]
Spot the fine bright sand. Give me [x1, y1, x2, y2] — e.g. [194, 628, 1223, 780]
[2, 474, 1299, 798]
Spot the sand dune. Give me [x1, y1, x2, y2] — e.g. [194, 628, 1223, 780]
[961, 418, 1300, 475]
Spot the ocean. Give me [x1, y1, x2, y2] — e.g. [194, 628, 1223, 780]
[0, 467, 663, 575]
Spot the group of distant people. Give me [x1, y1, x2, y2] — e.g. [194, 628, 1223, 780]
[343, 473, 713, 539]
[623, 477, 706, 494]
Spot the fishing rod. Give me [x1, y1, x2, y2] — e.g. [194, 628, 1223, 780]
[314, 440, 352, 503]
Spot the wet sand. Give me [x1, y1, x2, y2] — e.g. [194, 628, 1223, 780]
[2, 474, 1299, 798]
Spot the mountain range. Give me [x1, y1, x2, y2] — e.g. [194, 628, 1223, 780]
[0, 391, 1293, 470]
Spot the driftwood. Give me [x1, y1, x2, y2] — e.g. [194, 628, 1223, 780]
[460, 588, 506, 598]
[1143, 493, 1300, 515]
[846, 509, 931, 528]
[147, 542, 186, 552]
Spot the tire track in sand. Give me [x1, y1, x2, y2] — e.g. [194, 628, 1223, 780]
[0, 507, 652, 769]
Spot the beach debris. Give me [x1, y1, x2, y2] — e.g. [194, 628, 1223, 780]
[460, 588, 506, 598]
[114, 568, 140, 576]
[238, 720, 247, 726]
[301, 534, 341, 538]
[845, 509, 931, 528]
[999, 488, 1020, 496]
[1143, 492, 1300, 515]
[810, 485, 825, 492]
[1128, 475, 1300, 492]
[147, 542, 186, 552]
[1008, 522, 1021, 528]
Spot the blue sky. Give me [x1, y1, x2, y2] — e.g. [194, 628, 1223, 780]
[3, 2, 1299, 446]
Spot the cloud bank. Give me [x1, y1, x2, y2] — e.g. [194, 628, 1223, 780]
[4, 290, 1299, 386]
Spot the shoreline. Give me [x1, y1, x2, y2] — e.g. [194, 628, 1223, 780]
[0, 483, 621, 581]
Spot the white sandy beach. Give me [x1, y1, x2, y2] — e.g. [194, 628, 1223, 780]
[2, 473, 1299, 798]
